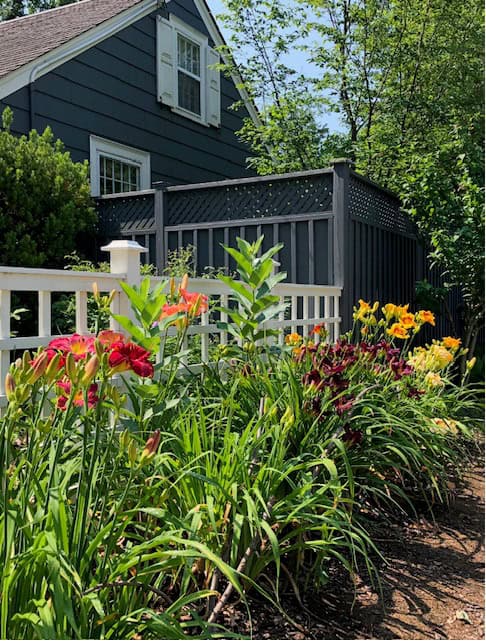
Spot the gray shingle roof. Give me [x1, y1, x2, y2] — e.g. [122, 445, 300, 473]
[0, 0, 146, 79]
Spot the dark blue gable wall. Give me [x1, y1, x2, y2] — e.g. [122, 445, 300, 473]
[0, 0, 253, 185]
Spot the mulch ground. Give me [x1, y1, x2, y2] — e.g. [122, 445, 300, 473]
[225, 462, 485, 640]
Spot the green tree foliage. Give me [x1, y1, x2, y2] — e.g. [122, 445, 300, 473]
[0, 0, 80, 20]
[218, 0, 484, 353]
[0, 107, 96, 267]
[217, 0, 350, 173]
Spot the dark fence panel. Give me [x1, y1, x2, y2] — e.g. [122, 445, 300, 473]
[95, 164, 467, 343]
[95, 191, 157, 264]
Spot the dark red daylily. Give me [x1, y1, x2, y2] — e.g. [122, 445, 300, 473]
[342, 425, 363, 446]
[333, 395, 355, 417]
[108, 341, 154, 378]
[302, 369, 323, 389]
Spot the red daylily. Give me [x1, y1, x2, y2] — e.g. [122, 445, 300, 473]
[180, 289, 208, 315]
[108, 342, 154, 378]
[56, 380, 99, 410]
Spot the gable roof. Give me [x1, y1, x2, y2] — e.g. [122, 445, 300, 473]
[0, 0, 260, 124]
[0, 0, 145, 80]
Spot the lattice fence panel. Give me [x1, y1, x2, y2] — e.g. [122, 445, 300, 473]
[349, 174, 415, 237]
[97, 193, 156, 237]
[166, 174, 333, 225]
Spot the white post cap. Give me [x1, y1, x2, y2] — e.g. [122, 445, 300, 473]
[101, 240, 148, 254]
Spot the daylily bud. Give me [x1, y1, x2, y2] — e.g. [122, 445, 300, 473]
[169, 277, 176, 298]
[280, 406, 295, 430]
[180, 273, 189, 293]
[107, 289, 116, 306]
[466, 357, 477, 371]
[65, 352, 77, 382]
[22, 350, 32, 372]
[140, 429, 161, 464]
[27, 351, 49, 384]
[45, 352, 62, 384]
[81, 354, 99, 385]
[5, 373, 15, 400]
[15, 358, 22, 369]
[128, 439, 138, 465]
[92, 282, 99, 302]
[120, 429, 130, 451]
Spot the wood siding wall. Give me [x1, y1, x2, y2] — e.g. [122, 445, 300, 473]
[0, 0, 253, 185]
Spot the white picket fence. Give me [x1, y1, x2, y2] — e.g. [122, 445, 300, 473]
[0, 240, 342, 407]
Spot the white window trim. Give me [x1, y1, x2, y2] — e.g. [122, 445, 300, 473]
[89, 135, 151, 197]
[169, 14, 209, 126]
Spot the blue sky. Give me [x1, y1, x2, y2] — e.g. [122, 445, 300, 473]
[205, 0, 345, 133]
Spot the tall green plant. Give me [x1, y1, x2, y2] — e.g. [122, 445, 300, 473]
[216, 236, 287, 347]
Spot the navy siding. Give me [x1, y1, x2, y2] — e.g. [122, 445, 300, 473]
[0, 1, 253, 185]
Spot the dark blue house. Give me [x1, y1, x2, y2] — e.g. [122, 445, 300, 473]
[0, 0, 258, 195]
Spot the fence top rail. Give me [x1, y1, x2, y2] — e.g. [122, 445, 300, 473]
[98, 189, 156, 200]
[151, 276, 341, 297]
[165, 168, 334, 193]
[0, 267, 126, 292]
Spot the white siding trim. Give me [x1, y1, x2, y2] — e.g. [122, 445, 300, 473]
[89, 135, 151, 197]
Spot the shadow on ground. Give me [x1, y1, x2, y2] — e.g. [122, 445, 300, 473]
[231, 465, 485, 640]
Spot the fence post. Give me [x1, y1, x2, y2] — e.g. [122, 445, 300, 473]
[101, 240, 147, 325]
[154, 187, 166, 274]
[0, 290, 11, 399]
[331, 159, 352, 332]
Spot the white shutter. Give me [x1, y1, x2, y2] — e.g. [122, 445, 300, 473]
[156, 17, 176, 107]
[206, 46, 221, 127]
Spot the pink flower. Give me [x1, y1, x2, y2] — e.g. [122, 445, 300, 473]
[48, 334, 95, 361]
[97, 330, 125, 348]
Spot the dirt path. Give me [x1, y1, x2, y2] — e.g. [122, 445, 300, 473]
[231, 463, 484, 640]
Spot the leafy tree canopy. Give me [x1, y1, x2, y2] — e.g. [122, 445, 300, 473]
[0, 107, 96, 267]
[218, 0, 484, 353]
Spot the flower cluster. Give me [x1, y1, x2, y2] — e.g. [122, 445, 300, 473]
[25, 330, 154, 411]
[296, 335, 426, 445]
[159, 274, 208, 328]
[353, 300, 436, 340]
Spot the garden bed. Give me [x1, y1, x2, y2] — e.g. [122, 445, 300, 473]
[1, 238, 483, 640]
[224, 461, 485, 640]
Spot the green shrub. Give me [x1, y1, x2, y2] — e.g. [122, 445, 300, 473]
[0, 107, 96, 267]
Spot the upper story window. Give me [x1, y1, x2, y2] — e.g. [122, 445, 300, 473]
[177, 34, 201, 115]
[157, 15, 221, 128]
[89, 136, 150, 197]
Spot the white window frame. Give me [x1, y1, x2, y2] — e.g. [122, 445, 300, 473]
[89, 135, 151, 197]
[170, 15, 208, 125]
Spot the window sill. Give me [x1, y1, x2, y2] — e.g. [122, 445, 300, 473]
[171, 105, 210, 127]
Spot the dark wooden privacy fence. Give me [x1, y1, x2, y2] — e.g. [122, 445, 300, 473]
[96, 160, 455, 333]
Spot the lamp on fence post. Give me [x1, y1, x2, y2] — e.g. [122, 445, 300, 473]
[101, 240, 147, 327]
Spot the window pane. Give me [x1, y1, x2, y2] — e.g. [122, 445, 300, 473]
[99, 154, 141, 195]
[177, 34, 200, 76]
[178, 71, 201, 115]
